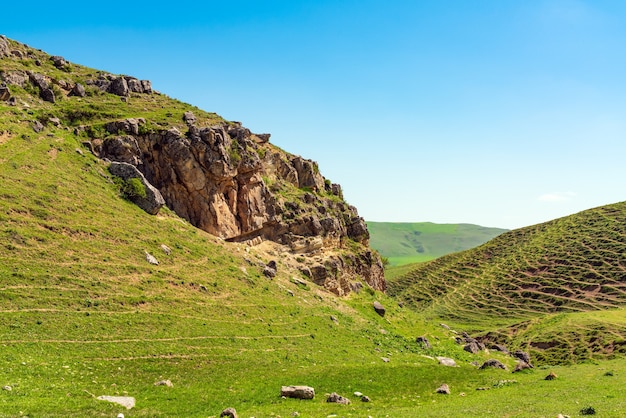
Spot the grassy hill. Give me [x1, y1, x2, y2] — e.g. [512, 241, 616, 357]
[2, 36, 626, 416]
[389, 202, 626, 365]
[367, 221, 507, 266]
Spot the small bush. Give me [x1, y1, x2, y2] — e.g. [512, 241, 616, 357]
[115, 177, 146, 200]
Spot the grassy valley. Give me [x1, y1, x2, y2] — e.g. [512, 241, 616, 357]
[2, 36, 626, 417]
[367, 221, 507, 267]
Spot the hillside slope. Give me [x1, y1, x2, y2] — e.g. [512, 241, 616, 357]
[389, 202, 626, 363]
[0, 35, 384, 296]
[367, 221, 507, 265]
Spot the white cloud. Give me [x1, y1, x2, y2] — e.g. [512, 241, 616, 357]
[538, 192, 577, 202]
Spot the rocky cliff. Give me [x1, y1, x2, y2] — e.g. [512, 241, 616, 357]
[0, 36, 385, 295]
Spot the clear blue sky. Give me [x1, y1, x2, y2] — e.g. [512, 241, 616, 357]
[4, 0, 626, 229]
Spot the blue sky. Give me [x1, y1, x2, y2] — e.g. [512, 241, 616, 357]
[4, 0, 626, 229]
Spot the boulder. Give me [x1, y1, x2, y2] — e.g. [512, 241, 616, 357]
[326, 392, 351, 404]
[416, 336, 432, 349]
[220, 407, 238, 418]
[436, 384, 451, 395]
[464, 341, 480, 354]
[479, 359, 507, 370]
[108, 161, 165, 215]
[513, 361, 532, 373]
[50, 55, 67, 69]
[512, 350, 532, 367]
[281, 385, 314, 400]
[40, 87, 55, 103]
[70, 83, 86, 97]
[263, 260, 277, 278]
[183, 111, 196, 125]
[373, 301, 386, 317]
[108, 76, 129, 96]
[437, 357, 457, 367]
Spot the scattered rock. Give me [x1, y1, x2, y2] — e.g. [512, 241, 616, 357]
[437, 356, 457, 367]
[440, 323, 450, 330]
[2, 385, 12, 391]
[326, 392, 351, 404]
[436, 384, 451, 395]
[281, 385, 315, 400]
[161, 244, 172, 255]
[545, 371, 558, 380]
[464, 341, 480, 354]
[0, 84, 10, 101]
[154, 379, 173, 387]
[117, 414, 125, 418]
[416, 336, 431, 349]
[183, 111, 196, 125]
[220, 407, 238, 418]
[263, 260, 277, 278]
[513, 361, 533, 373]
[373, 301, 385, 317]
[145, 251, 159, 265]
[97, 395, 135, 409]
[512, 350, 532, 367]
[40, 87, 55, 103]
[70, 83, 86, 97]
[108, 76, 129, 97]
[361, 395, 371, 402]
[32, 120, 44, 132]
[491, 344, 509, 353]
[50, 55, 67, 69]
[330, 315, 338, 323]
[381, 357, 390, 363]
[479, 359, 507, 370]
[580, 406, 596, 415]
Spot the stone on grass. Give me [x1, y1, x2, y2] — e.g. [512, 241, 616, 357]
[373, 301, 385, 317]
[145, 251, 159, 265]
[479, 359, 507, 370]
[545, 371, 558, 380]
[281, 385, 315, 400]
[2, 385, 11, 391]
[513, 361, 532, 373]
[437, 356, 457, 367]
[154, 379, 173, 387]
[97, 395, 135, 409]
[326, 392, 351, 404]
[220, 407, 238, 418]
[436, 384, 451, 395]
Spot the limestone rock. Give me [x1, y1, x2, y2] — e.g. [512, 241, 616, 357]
[108, 76, 129, 96]
[70, 83, 86, 97]
[436, 384, 451, 395]
[437, 357, 457, 367]
[97, 395, 135, 409]
[479, 359, 507, 370]
[373, 301, 386, 317]
[326, 392, 351, 404]
[281, 385, 315, 400]
[154, 379, 173, 387]
[0, 36, 9, 57]
[108, 161, 165, 215]
[220, 407, 238, 418]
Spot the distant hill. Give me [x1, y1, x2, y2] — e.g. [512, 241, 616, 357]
[388, 202, 626, 364]
[367, 221, 507, 266]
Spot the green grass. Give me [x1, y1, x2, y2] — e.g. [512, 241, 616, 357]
[3, 35, 626, 417]
[367, 221, 507, 266]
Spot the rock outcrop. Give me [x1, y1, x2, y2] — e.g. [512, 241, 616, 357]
[92, 115, 385, 294]
[0, 36, 385, 295]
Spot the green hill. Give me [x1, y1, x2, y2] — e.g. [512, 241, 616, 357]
[367, 221, 507, 266]
[3, 36, 626, 417]
[389, 202, 626, 364]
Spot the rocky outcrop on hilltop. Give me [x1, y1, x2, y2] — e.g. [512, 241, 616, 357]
[0, 36, 385, 295]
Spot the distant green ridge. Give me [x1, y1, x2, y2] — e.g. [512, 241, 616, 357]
[367, 221, 507, 266]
